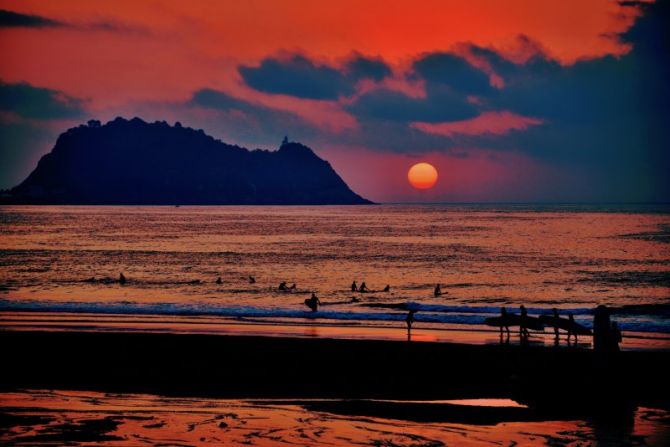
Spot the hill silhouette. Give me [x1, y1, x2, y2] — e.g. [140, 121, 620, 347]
[4, 117, 372, 205]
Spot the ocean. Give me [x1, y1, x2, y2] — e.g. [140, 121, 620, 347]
[1, 204, 669, 338]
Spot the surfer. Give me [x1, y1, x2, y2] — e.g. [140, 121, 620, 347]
[406, 309, 417, 336]
[519, 305, 530, 338]
[593, 305, 611, 352]
[566, 313, 579, 344]
[359, 282, 369, 293]
[119, 272, 127, 285]
[278, 281, 288, 291]
[434, 284, 442, 297]
[305, 293, 321, 312]
[351, 280, 358, 292]
[249, 276, 256, 284]
[383, 285, 390, 292]
[552, 308, 560, 343]
[288, 283, 297, 291]
[500, 307, 511, 340]
[216, 276, 222, 285]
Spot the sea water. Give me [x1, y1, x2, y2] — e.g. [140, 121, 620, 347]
[0, 204, 668, 335]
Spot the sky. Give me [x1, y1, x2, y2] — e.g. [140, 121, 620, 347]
[0, 0, 668, 203]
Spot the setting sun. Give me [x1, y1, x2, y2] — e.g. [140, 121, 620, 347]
[408, 162, 438, 190]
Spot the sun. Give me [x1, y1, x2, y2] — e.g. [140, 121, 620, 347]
[408, 162, 438, 190]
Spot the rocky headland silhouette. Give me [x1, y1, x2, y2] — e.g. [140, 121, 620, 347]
[3, 117, 372, 205]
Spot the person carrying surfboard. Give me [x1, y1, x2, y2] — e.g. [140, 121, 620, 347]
[305, 293, 321, 312]
[519, 305, 530, 339]
[500, 307, 511, 340]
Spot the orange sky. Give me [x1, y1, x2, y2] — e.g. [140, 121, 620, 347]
[1, 0, 639, 106]
[1, 0, 662, 202]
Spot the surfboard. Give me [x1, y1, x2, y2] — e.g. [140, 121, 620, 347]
[539, 315, 592, 335]
[484, 314, 544, 331]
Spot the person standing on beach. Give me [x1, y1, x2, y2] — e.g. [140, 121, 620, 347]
[566, 313, 578, 344]
[406, 309, 417, 339]
[552, 308, 560, 344]
[519, 305, 530, 339]
[500, 307, 511, 341]
[593, 305, 611, 352]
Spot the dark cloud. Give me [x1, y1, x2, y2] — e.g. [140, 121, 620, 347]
[0, 9, 62, 28]
[0, 81, 85, 119]
[412, 52, 494, 96]
[345, 54, 392, 82]
[190, 88, 317, 145]
[239, 53, 392, 100]
[347, 86, 478, 123]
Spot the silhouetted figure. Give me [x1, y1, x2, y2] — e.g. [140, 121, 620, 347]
[406, 309, 417, 339]
[216, 276, 222, 285]
[500, 307, 510, 342]
[434, 284, 442, 297]
[304, 293, 321, 312]
[249, 276, 256, 284]
[278, 281, 288, 291]
[567, 313, 578, 344]
[552, 308, 560, 344]
[288, 283, 296, 290]
[351, 281, 357, 292]
[610, 322, 622, 352]
[383, 285, 390, 292]
[119, 273, 126, 285]
[519, 305, 530, 339]
[593, 305, 611, 353]
[359, 282, 369, 293]
[282, 135, 289, 145]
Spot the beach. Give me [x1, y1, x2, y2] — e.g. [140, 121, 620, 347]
[1, 204, 669, 445]
[2, 330, 670, 445]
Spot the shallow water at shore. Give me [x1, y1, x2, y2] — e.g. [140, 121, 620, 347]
[1, 204, 669, 338]
[1, 390, 669, 446]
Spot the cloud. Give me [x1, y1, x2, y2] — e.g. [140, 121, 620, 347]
[189, 88, 318, 145]
[411, 111, 544, 137]
[239, 53, 392, 100]
[0, 81, 85, 120]
[412, 52, 494, 96]
[346, 86, 478, 123]
[0, 9, 62, 28]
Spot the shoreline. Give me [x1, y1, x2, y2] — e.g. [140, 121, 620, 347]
[2, 310, 669, 351]
[2, 330, 669, 413]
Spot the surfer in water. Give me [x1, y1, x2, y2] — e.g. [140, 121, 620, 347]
[305, 293, 321, 312]
[434, 284, 442, 297]
[351, 280, 357, 292]
[383, 285, 390, 292]
[216, 276, 222, 285]
[249, 276, 256, 284]
[278, 281, 288, 291]
[519, 305, 530, 339]
[359, 282, 369, 293]
[288, 283, 297, 291]
[119, 272, 127, 285]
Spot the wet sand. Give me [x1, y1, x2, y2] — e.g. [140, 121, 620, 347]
[1, 390, 669, 446]
[2, 330, 669, 411]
